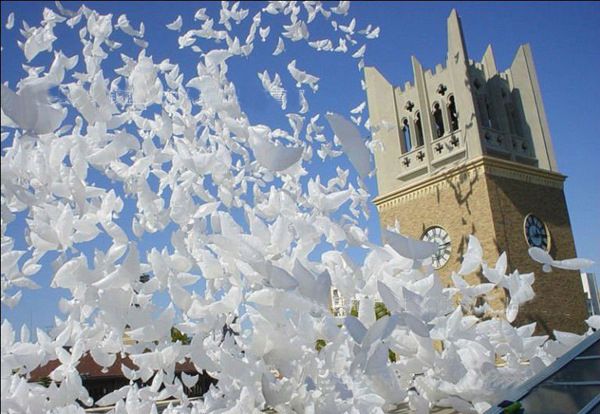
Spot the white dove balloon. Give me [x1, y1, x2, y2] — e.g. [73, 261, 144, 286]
[325, 112, 371, 178]
[166, 15, 183, 32]
[247, 124, 303, 172]
[287, 59, 320, 92]
[529, 246, 594, 273]
[0, 3, 592, 414]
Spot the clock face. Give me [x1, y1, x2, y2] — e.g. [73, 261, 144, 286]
[524, 214, 550, 251]
[422, 226, 451, 269]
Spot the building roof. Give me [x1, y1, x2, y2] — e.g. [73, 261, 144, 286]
[485, 329, 600, 414]
[29, 352, 197, 382]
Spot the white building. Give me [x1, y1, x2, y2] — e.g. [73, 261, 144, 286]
[330, 288, 347, 317]
[580, 272, 600, 316]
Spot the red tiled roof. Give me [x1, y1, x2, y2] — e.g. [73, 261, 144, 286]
[29, 352, 197, 382]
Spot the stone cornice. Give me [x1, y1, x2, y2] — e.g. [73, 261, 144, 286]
[373, 155, 566, 206]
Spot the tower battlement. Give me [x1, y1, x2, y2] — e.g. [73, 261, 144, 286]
[366, 9, 557, 197]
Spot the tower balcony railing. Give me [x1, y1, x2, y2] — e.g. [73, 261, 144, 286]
[430, 128, 465, 164]
[483, 127, 512, 155]
[482, 127, 536, 161]
[510, 135, 535, 159]
[397, 145, 428, 179]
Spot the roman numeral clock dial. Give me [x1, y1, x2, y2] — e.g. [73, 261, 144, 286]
[524, 214, 550, 251]
[422, 226, 451, 269]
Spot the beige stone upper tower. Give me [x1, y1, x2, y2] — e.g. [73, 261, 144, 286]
[365, 10, 588, 335]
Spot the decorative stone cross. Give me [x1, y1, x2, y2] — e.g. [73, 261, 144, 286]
[437, 83, 447, 95]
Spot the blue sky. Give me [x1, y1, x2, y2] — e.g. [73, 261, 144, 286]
[1, 1, 599, 332]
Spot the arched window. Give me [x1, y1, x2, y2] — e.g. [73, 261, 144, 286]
[414, 111, 424, 147]
[432, 102, 445, 138]
[506, 103, 523, 136]
[506, 103, 516, 134]
[401, 118, 412, 152]
[485, 97, 495, 129]
[478, 95, 491, 128]
[447, 95, 459, 131]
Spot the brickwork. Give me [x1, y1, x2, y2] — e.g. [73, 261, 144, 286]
[377, 162, 507, 312]
[486, 173, 588, 334]
[375, 158, 588, 335]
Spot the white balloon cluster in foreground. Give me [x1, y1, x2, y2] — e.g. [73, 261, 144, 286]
[1, 2, 597, 414]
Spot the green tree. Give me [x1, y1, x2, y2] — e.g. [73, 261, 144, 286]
[37, 376, 52, 388]
[374, 302, 390, 320]
[350, 301, 359, 317]
[171, 327, 191, 345]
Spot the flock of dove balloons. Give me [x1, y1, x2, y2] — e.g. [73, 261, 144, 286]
[1, 2, 597, 413]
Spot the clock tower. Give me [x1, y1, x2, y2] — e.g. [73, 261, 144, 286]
[364, 10, 588, 335]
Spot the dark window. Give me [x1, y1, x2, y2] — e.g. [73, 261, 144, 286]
[485, 97, 495, 128]
[478, 95, 491, 128]
[414, 112, 424, 147]
[448, 95, 459, 131]
[506, 103, 522, 136]
[433, 102, 445, 138]
[506, 104, 516, 134]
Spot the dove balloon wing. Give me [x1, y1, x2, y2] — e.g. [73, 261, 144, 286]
[458, 235, 483, 275]
[551, 257, 594, 270]
[528, 247, 553, 265]
[325, 112, 370, 178]
[382, 229, 437, 260]
[344, 315, 367, 344]
[248, 125, 303, 172]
